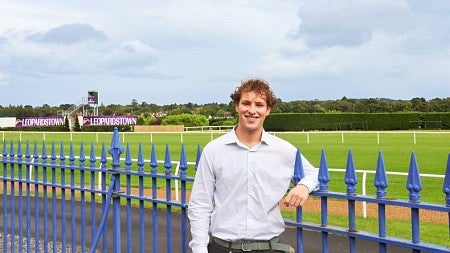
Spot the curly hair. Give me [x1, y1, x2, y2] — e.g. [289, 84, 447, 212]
[230, 78, 278, 108]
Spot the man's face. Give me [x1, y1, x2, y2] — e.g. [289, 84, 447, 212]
[235, 90, 271, 132]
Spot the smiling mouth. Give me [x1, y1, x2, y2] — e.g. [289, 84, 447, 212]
[245, 115, 259, 119]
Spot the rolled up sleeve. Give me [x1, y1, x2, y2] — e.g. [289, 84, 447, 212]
[188, 153, 215, 251]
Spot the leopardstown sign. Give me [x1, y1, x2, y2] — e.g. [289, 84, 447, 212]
[16, 117, 65, 127]
[82, 116, 137, 126]
[13, 116, 137, 127]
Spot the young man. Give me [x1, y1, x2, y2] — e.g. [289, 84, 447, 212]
[188, 78, 319, 252]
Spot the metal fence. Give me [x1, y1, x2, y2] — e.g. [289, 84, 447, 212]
[1, 128, 449, 252]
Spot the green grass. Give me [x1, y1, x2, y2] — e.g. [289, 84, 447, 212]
[282, 208, 450, 247]
[2, 130, 449, 248]
[2, 130, 449, 203]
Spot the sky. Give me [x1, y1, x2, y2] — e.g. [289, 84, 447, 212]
[0, 0, 449, 107]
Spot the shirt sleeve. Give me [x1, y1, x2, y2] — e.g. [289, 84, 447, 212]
[191, 246, 209, 253]
[297, 154, 319, 192]
[188, 151, 215, 251]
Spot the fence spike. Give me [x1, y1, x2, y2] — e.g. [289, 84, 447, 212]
[109, 127, 123, 168]
[2, 140, 6, 161]
[407, 152, 422, 203]
[344, 149, 358, 195]
[41, 140, 48, 163]
[25, 141, 31, 163]
[179, 144, 188, 177]
[17, 140, 23, 160]
[51, 141, 57, 165]
[79, 142, 86, 164]
[150, 143, 158, 173]
[33, 141, 39, 162]
[443, 153, 450, 207]
[292, 148, 304, 185]
[89, 142, 96, 164]
[69, 142, 75, 166]
[164, 144, 172, 175]
[137, 143, 144, 172]
[195, 144, 202, 171]
[101, 142, 107, 168]
[374, 150, 388, 199]
[9, 140, 15, 161]
[59, 142, 65, 162]
[318, 148, 330, 192]
[125, 143, 132, 170]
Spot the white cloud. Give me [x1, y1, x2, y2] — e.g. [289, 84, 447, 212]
[253, 0, 450, 100]
[296, 0, 413, 48]
[103, 40, 158, 76]
[0, 0, 449, 106]
[26, 23, 106, 45]
[1, 25, 109, 76]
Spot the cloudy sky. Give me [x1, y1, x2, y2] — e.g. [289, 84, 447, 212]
[1, 0, 449, 106]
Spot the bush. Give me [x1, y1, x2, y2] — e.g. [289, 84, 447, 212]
[264, 112, 450, 131]
[162, 114, 209, 127]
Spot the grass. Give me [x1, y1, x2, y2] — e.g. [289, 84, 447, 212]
[1, 130, 449, 247]
[281, 209, 450, 247]
[3, 130, 448, 202]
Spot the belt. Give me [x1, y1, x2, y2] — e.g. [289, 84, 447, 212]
[212, 236, 291, 252]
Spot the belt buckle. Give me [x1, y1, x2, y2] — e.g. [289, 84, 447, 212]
[241, 241, 252, 252]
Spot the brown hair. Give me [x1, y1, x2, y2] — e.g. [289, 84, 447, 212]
[230, 78, 278, 108]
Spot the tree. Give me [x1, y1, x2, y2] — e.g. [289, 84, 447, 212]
[74, 116, 81, 132]
[64, 116, 70, 131]
[162, 114, 209, 127]
[411, 97, 429, 112]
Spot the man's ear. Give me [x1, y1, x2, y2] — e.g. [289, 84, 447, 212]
[266, 107, 272, 116]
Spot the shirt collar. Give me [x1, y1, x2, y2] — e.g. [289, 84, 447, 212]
[224, 126, 271, 146]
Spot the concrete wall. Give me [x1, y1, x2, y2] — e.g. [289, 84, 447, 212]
[0, 117, 17, 127]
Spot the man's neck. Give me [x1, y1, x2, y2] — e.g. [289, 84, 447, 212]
[235, 126, 263, 149]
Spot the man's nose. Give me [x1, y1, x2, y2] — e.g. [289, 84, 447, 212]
[248, 104, 257, 113]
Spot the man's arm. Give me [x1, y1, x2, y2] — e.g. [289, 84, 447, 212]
[188, 154, 215, 253]
[283, 153, 319, 207]
[283, 183, 310, 207]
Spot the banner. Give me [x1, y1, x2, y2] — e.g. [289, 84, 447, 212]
[16, 117, 65, 127]
[83, 116, 137, 126]
[87, 91, 98, 104]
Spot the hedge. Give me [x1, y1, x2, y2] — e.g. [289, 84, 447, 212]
[264, 112, 450, 131]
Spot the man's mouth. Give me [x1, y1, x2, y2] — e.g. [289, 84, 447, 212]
[245, 115, 259, 119]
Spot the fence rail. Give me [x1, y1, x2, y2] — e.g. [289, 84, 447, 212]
[1, 128, 449, 252]
[3, 129, 450, 143]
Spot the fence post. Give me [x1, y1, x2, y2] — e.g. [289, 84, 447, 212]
[150, 143, 159, 253]
[318, 149, 330, 252]
[443, 154, 450, 237]
[164, 144, 173, 253]
[407, 152, 422, 248]
[375, 150, 388, 253]
[2, 140, 8, 251]
[109, 127, 124, 253]
[344, 149, 357, 253]
[294, 148, 305, 253]
[179, 144, 188, 253]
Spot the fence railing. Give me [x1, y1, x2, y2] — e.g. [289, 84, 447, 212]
[3, 130, 450, 144]
[1, 128, 449, 252]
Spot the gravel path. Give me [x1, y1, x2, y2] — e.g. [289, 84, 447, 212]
[0, 233, 92, 253]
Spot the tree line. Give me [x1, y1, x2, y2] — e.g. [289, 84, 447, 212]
[1, 97, 449, 123]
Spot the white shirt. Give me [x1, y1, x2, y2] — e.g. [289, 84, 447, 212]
[188, 129, 319, 253]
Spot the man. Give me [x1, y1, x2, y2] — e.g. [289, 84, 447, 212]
[188, 78, 319, 252]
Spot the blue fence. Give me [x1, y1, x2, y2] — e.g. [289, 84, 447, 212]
[1, 128, 449, 252]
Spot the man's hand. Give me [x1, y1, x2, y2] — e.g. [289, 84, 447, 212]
[283, 184, 310, 207]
